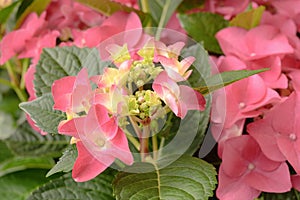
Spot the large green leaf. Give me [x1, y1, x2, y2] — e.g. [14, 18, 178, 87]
[19, 94, 66, 134]
[230, 6, 265, 30]
[0, 111, 16, 140]
[6, 121, 69, 157]
[34, 46, 105, 97]
[178, 12, 229, 54]
[195, 68, 269, 95]
[46, 145, 77, 177]
[28, 170, 116, 200]
[0, 157, 54, 177]
[0, 141, 54, 177]
[148, 0, 183, 26]
[113, 155, 217, 199]
[0, 169, 51, 200]
[74, 0, 148, 21]
[146, 0, 183, 39]
[177, 0, 205, 13]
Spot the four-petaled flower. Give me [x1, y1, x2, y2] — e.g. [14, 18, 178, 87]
[58, 104, 133, 182]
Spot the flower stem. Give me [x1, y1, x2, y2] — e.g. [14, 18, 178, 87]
[20, 58, 29, 89]
[152, 133, 158, 161]
[5, 61, 27, 102]
[124, 129, 140, 151]
[157, 137, 165, 159]
[140, 125, 150, 161]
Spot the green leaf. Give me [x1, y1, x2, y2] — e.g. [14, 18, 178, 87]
[0, 0, 21, 24]
[113, 155, 217, 199]
[230, 6, 265, 30]
[6, 121, 69, 157]
[147, 0, 183, 39]
[34, 46, 105, 97]
[0, 169, 51, 200]
[177, 0, 205, 13]
[46, 145, 77, 177]
[0, 141, 54, 177]
[15, 0, 51, 28]
[0, 141, 14, 163]
[74, 0, 148, 21]
[19, 93, 66, 134]
[0, 157, 54, 177]
[28, 170, 116, 200]
[0, 111, 16, 140]
[195, 68, 269, 95]
[178, 12, 229, 54]
[258, 190, 300, 200]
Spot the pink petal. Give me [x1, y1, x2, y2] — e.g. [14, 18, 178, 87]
[245, 162, 292, 192]
[84, 104, 109, 137]
[52, 76, 76, 112]
[217, 166, 261, 200]
[72, 141, 114, 182]
[248, 119, 286, 162]
[277, 136, 300, 174]
[58, 118, 84, 138]
[221, 136, 248, 178]
[291, 175, 300, 191]
[179, 85, 205, 111]
[216, 27, 248, 58]
[25, 64, 37, 99]
[110, 128, 134, 165]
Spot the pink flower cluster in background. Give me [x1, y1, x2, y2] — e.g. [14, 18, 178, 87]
[204, 0, 300, 199]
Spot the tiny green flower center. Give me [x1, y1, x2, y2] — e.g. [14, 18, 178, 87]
[128, 90, 162, 119]
[128, 61, 162, 88]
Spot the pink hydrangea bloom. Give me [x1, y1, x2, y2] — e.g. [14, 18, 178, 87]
[216, 25, 294, 61]
[261, 12, 300, 59]
[202, 0, 250, 19]
[153, 71, 205, 119]
[248, 92, 300, 173]
[217, 135, 292, 200]
[0, 12, 59, 64]
[58, 104, 133, 182]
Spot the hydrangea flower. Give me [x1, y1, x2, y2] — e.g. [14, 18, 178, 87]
[51, 37, 206, 181]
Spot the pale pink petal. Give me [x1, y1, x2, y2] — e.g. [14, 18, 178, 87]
[110, 128, 134, 165]
[84, 104, 109, 136]
[179, 85, 205, 111]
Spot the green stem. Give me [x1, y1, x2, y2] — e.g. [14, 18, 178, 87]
[157, 137, 165, 159]
[155, 0, 171, 40]
[152, 133, 158, 161]
[129, 116, 142, 137]
[5, 61, 18, 85]
[0, 78, 13, 87]
[20, 58, 29, 89]
[140, 0, 150, 13]
[4, 61, 27, 102]
[141, 125, 150, 162]
[124, 129, 140, 151]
